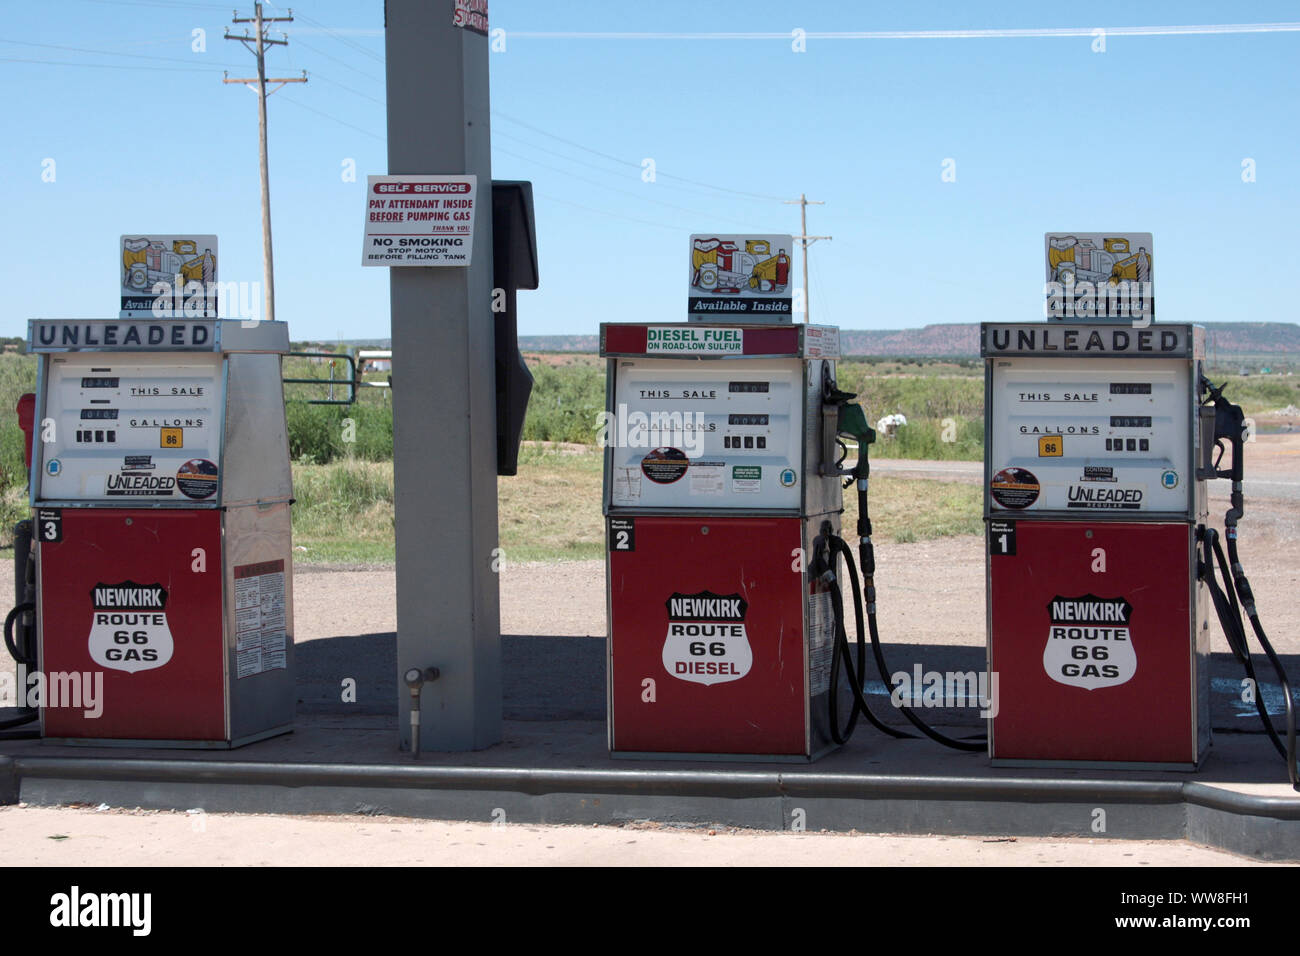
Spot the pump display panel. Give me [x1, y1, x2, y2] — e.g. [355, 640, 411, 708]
[987, 356, 1192, 515]
[36, 352, 223, 504]
[607, 358, 805, 511]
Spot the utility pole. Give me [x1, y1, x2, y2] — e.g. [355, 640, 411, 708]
[224, 3, 305, 325]
[783, 193, 831, 322]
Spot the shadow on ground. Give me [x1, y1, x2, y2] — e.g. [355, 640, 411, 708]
[296, 633, 1299, 737]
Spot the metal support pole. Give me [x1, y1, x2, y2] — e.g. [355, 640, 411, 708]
[385, 0, 502, 751]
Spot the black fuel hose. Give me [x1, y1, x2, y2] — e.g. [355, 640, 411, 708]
[4, 601, 35, 668]
[832, 532, 985, 752]
[3, 601, 39, 731]
[1202, 526, 1298, 789]
[824, 534, 913, 744]
[1198, 375, 1298, 789]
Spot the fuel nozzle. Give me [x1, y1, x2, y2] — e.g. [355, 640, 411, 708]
[820, 369, 876, 482]
[836, 402, 876, 482]
[1201, 374, 1247, 526]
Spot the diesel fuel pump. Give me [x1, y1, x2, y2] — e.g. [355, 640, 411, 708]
[601, 320, 849, 759]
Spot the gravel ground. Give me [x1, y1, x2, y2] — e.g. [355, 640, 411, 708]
[296, 433, 1300, 655]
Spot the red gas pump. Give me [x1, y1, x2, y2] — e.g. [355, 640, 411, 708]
[982, 321, 1212, 767]
[22, 318, 296, 747]
[601, 321, 850, 759]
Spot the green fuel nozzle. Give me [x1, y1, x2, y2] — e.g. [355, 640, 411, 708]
[836, 401, 875, 479]
[820, 375, 876, 482]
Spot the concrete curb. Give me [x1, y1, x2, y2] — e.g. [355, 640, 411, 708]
[7, 756, 1300, 860]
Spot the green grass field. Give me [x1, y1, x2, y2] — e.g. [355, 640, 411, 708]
[291, 447, 980, 565]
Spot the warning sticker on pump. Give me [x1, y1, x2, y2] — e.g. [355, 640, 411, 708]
[234, 560, 288, 678]
[689, 461, 725, 495]
[732, 465, 761, 494]
[641, 447, 689, 484]
[808, 589, 835, 695]
[990, 467, 1040, 509]
[176, 458, 218, 499]
[613, 466, 642, 502]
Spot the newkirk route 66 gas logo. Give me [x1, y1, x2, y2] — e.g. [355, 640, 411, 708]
[1042, 593, 1137, 690]
[662, 591, 752, 686]
[87, 581, 174, 673]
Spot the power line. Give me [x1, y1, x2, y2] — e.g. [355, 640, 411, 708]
[293, 12, 384, 63]
[0, 37, 238, 67]
[306, 68, 386, 107]
[491, 110, 788, 202]
[493, 144, 773, 230]
[278, 92, 382, 140]
[71, 0, 231, 9]
[0, 56, 218, 72]
[496, 23, 1300, 40]
[533, 193, 683, 233]
[289, 36, 384, 84]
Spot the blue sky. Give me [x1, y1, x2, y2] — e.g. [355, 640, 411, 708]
[2, 0, 1297, 341]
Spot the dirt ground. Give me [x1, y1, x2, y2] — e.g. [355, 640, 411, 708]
[298, 432, 1300, 655]
[0, 806, 1269, 867]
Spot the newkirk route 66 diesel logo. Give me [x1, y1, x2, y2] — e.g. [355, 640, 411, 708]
[87, 581, 174, 673]
[662, 591, 752, 686]
[1042, 593, 1137, 690]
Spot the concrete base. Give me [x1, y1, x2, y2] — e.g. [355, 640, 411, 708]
[3, 635, 1298, 861]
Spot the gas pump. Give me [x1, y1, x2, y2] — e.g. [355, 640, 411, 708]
[982, 320, 1212, 767]
[18, 318, 295, 747]
[981, 317, 1299, 782]
[601, 321, 851, 759]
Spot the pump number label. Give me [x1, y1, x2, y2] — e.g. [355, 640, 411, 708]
[37, 509, 63, 543]
[609, 518, 636, 552]
[1038, 436, 1063, 457]
[989, 520, 1016, 556]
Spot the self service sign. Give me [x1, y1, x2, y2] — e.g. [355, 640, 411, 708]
[361, 175, 478, 267]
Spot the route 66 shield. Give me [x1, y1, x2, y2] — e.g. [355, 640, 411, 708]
[87, 581, 174, 674]
[1042, 593, 1137, 691]
[662, 590, 752, 686]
